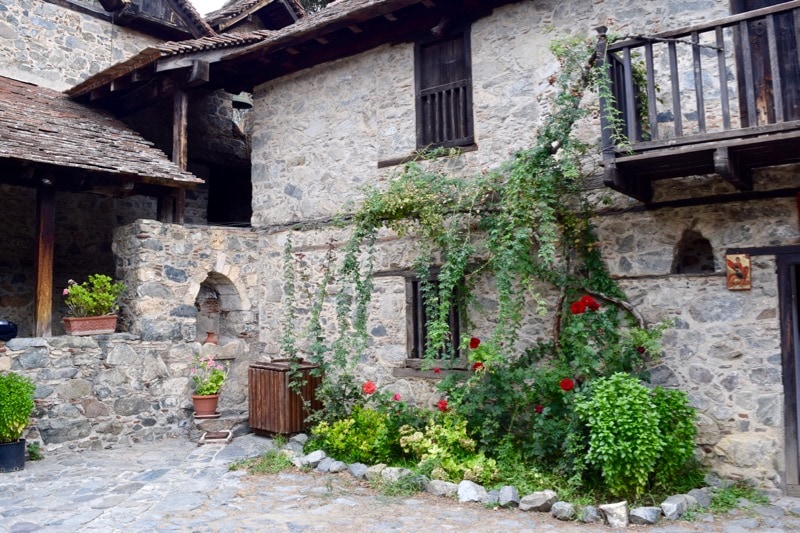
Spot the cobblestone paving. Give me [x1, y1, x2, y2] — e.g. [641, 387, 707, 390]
[2, 434, 800, 532]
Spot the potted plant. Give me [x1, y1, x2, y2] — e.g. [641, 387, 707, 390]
[0, 371, 35, 472]
[190, 353, 227, 418]
[62, 274, 126, 335]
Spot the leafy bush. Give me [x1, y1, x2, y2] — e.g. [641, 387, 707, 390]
[399, 412, 497, 484]
[0, 371, 35, 443]
[311, 407, 400, 464]
[651, 386, 699, 490]
[574, 373, 663, 499]
[63, 274, 125, 317]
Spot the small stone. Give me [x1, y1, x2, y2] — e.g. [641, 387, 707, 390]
[283, 440, 304, 455]
[290, 433, 309, 445]
[427, 480, 458, 497]
[365, 464, 386, 481]
[327, 460, 347, 473]
[316, 457, 332, 472]
[498, 485, 520, 508]
[457, 480, 488, 503]
[381, 467, 413, 483]
[348, 463, 368, 479]
[630, 506, 662, 525]
[482, 490, 499, 505]
[688, 488, 712, 508]
[303, 450, 325, 467]
[579, 505, 603, 523]
[519, 490, 558, 512]
[551, 501, 576, 520]
[661, 494, 691, 520]
[599, 501, 628, 528]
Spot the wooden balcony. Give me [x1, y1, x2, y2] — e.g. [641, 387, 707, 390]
[599, 0, 800, 203]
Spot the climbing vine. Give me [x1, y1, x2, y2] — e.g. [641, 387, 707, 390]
[283, 35, 650, 414]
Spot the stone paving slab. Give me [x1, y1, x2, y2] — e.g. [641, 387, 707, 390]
[2, 434, 800, 532]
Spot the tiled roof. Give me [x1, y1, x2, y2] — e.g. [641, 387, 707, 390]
[66, 32, 267, 98]
[0, 76, 201, 187]
[205, 0, 305, 28]
[169, 0, 217, 37]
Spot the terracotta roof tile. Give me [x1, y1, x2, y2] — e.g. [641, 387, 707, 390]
[0, 76, 201, 187]
[169, 0, 217, 37]
[205, 0, 305, 28]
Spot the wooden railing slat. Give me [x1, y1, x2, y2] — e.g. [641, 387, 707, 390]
[766, 14, 785, 123]
[668, 40, 683, 136]
[623, 47, 639, 141]
[645, 41, 658, 140]
[740, 20, 758, 127]
[692, 31, 707, 133]
[716, 26, 732, 130]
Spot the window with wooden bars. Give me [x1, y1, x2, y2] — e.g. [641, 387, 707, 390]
[414, 30, 474, 149]
[405, 274, 465, 367]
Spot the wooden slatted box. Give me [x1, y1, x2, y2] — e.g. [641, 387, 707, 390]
[248, 359, 322, 435]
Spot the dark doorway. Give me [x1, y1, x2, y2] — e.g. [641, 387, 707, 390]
[731, 0, 800, 125]
[777, 252, 800, 495]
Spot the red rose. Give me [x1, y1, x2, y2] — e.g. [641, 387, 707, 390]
[472, 362, 485, 372]
[469, 337, 481, 349]
[637, 346, 646, 354]
[570, 301, 586, 315]
[580, 295, 600, 311]
[362, 381, 376, 395]
[392, 393, 402, 401]
[534, 404, 544, 414]
[560, 378, 575, 392]
[433, 367, 441, 374]
[437, 399, 448, 411]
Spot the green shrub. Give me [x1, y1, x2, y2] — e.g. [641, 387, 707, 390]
[311, 406, 399, 464]
[399, 412, 497, 484]
[0, 372, 36, 443]
[574, 373, 663, 500]
[651, 386, 699, 490]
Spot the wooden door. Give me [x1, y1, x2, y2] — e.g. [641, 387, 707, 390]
[777, 252, 800, 495]
[732, 0, 800, 125]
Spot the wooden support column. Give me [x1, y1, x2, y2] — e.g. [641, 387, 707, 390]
[33, 186, 55, 337]
[172, 89, 188, 224]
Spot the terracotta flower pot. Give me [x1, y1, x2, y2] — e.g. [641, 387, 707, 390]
[191, 394, 220, 417]
[63, 315, 118, 336]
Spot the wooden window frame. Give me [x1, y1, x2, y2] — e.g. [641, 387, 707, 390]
[414, 27, 475, 150]
[404, 272, 467, 369]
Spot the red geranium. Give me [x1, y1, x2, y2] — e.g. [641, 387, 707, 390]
[392, 393, 402, 401]
[637, 346, 646, 354]
[570, 301, 586, 314]
[433, 367, 441, 374]
[472, 362, 485, 372]
[437, 399, 448, 411]
[534, 404, 544, 414]
[362, 381, 376, 395]
[469, 337, 481, 349]
[580, 295, 600, 311]
[559, 378, 575, 392]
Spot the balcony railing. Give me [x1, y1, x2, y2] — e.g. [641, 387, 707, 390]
[599, 0, 800, 203]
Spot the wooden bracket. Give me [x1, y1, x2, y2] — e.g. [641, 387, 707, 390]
[714, 146, 753, 191]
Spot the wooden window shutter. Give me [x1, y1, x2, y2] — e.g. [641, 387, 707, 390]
[415, 30, 474, 149]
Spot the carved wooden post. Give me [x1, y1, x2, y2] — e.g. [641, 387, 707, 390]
[34, 185, 55, 337]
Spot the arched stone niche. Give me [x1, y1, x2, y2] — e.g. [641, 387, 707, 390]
[672, 229, 716, 274]
[193, 272, 248, 360]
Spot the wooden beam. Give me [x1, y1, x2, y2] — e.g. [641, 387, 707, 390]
[348, 24, 363, 33]
[315, 37, 329, 45]
[384, 13, 398, 21]
[34, 186, 55, 338]
[187, 60, 210, 87]
[172, 90, 188, 224]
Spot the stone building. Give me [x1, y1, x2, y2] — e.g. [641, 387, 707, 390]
[3, 0, 800, 495]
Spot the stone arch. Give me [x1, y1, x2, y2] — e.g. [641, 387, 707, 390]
[672, 229, 716, 274]
[190, 271, 250, 342]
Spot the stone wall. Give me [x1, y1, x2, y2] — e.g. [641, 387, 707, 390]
[0, 0, 161, 90]
[0, 333, 253, 451]
[246, 0, 800, 491]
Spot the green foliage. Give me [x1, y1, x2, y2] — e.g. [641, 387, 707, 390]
[0, 371, 35, 443]
[399, 412, 497, 485]
[311, 406, 402, 464]
[651, 387, 698, 489]
[573, 374, 699, 500]
[709, 481, 769, 514]
[26, 441, 44, 461]
[575, 374, 663, 500]
[229, 447, 293, 474]
[63, 274, 125, 317]
[190, 354, 227, 396]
